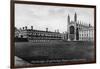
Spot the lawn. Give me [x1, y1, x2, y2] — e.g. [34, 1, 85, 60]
[15, 40, 95, 64]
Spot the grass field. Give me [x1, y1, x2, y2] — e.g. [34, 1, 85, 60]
[15, 40, 95, 64]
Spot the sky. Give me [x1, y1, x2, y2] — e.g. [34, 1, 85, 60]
[15, 4, 94, 33]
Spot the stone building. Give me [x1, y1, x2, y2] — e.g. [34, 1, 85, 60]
[61, 32, 68, 40]
[15, 26, 62, 42]
[67, 13, 94, 41]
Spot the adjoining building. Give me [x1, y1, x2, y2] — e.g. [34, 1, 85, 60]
[61, 32, 68, 40]
[67, 13, 94, 41]
[15, 26, 62, 42]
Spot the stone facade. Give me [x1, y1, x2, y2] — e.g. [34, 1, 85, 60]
[67, 13, 94, 41]
[15, 26, 62, 42]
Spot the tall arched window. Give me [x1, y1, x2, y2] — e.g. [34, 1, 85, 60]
[70, 26, 74, 34]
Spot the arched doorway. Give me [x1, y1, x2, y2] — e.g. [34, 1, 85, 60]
[69, 26, 75, 40]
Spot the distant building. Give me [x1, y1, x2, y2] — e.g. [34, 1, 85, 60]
[67, 13, 94, 41]
[15, 26, 62, 42]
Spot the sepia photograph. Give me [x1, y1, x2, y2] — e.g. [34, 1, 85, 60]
[11, 0, 96, 68]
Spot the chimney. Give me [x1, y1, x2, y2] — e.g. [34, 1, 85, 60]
[19, 28, 22, 31]
[31, 26, 33, 30]
[89, 24, 91, 27]
[25, 26, 27, 30]
[46, 28, 48, 32]
[23, 27, 24, 30]
[57, 29, 59, 33]
[55, 30, 56, 32]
